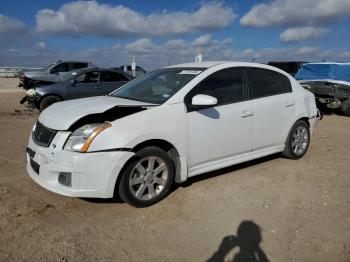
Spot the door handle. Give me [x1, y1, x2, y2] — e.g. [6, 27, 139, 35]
[94, 86, 101, 89]
[241, 110, 255, 118]
[285, 100, 295, 107]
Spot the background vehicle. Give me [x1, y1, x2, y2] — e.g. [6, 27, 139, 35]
[26, 62, 320, 207]
[22, 68, 133, 111]
[295, 63, 350, 115]
[18, 60, 94, 89]
[119, 65, 146, 77]
[267, 61, 307, 76]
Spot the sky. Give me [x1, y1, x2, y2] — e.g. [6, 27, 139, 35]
[0, 0, 350, 69]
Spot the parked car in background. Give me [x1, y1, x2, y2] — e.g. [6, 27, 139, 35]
[119, 65, 146, 77]
[267, 61, 307, 76]
[295, 63, 350, 115]
[21, 68, 134, 111]
[26, 61, 320, 207]
[18, 60, 94, 89]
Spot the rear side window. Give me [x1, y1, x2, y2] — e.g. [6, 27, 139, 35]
[185, 67, 248, 108]
[100, 71, 128, 82]
[71, 63, 88, 70]
[248, 68, 292, 98]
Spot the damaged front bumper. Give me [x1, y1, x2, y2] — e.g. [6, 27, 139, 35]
[26, 130, 134, 198]
[20, 95, 40, 109]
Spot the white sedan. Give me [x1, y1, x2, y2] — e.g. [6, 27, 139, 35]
[26, 61, 320, 207]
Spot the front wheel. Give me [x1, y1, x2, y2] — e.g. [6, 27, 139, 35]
[39, 95, 62, 111]
[282, 120, 310, 159]
[118, 146, 175, 207]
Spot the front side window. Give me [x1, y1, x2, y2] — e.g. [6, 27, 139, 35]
[75, 72, 99, 84]
[51, 63, 69, 73]
[111, 68, 204, 104]
[185, 67, 248, 108]
[249, 68, 292, 98]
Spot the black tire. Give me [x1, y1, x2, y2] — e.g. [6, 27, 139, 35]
[118, 146, 175, 207]
[340, 99, 350, 116]
[39, 95, 62, 111]
[282, 120, 310, 160]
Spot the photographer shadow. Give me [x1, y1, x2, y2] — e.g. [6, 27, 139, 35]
[207, 221, 269, 262]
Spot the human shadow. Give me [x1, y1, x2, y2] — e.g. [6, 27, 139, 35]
[207, 221, 269, 262]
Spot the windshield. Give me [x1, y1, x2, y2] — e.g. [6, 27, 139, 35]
[110, 68, 204, 104]
[43, 62, 57, 71]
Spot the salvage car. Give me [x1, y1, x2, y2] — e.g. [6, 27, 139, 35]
[21, 68, 134, 111]
[26, 61, 320, 207]
[18, 60, 94, 89]
[295, 63, 350, 115]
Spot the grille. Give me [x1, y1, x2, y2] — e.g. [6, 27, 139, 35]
[32, 122, 57, 147]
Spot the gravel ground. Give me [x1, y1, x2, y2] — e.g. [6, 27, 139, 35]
[0, 78, 349, 262]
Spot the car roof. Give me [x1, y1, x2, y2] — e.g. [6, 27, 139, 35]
[56, 60, 92, 63]
[70, 68, 125, 74]
[166, 61, 288, 70]
[166, 61, 228, 69]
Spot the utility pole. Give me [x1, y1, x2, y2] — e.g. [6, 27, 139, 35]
[131, 56, 136, 77]
[195, 46, 203, 63]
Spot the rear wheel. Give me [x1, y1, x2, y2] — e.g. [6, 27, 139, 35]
[340, 99, 350, 116]
[282, 120, 310, 159]
[118, 146, 175, 207]
[39, 95, 62, 111]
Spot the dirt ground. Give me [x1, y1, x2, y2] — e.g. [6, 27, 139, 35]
[0, 78, 349, 262]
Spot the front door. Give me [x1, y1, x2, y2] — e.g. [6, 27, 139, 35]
[69, 71, 101, 99]
[185, 67, 255, 172]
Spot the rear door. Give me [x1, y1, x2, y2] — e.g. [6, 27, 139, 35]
[248, 67, 296, 150]
[99, 71, 130, 94]
[68, 71, 101, 99]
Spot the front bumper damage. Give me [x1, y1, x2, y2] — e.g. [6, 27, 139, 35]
[26, 129, 134, 198]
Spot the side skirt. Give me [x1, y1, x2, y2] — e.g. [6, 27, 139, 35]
[188, 145, 284, 177]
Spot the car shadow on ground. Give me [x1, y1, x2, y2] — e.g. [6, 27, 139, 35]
[207, 220, 270, 262]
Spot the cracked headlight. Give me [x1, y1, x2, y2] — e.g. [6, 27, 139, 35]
[26, 89, 36, 97]
[64, 123, 111, 152]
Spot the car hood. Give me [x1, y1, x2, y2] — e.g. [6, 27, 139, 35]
[23, 70, 47, 77]
[39, 96, 157, 130]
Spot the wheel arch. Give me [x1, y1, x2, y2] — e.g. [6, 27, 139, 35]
[132, 139, 186, 184]
[112, 139, 187, 200]
[283, 116, 310, 147]
[38, 93, 64, 104]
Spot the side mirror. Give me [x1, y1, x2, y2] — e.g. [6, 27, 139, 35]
[192, 94, 217, 107]
[70, 79, 76, 85]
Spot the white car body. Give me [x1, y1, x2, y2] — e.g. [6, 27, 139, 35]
[26, 62, 320, 200]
